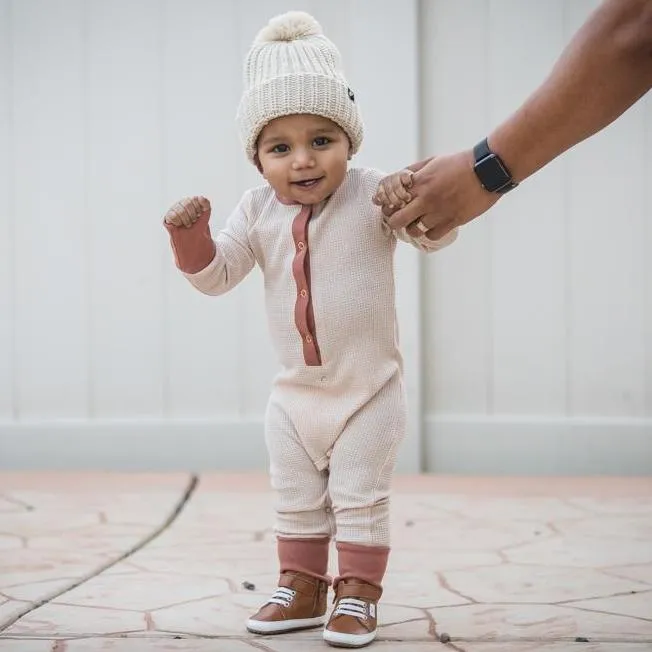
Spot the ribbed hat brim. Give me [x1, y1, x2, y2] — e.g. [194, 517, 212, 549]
[237, 72, 364, 162]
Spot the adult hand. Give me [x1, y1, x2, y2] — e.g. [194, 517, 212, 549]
[384, 150, 501, 241]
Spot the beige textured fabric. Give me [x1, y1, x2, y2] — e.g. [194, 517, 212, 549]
[266, 372, 404, 546]
[179, 167, 457, 545]
[236, 11, 363, 163]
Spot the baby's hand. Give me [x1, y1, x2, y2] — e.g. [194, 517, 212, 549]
[373, 169, 414, 212]
[164, 196, 211, 228]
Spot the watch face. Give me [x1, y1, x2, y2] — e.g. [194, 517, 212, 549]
[475, 154, 511, 192]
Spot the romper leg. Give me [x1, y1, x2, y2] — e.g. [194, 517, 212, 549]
[265, 398, 336, 543]
[321, 377, 405, 648]
[328, 374, 406, 551]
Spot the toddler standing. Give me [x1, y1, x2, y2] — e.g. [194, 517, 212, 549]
[164, 11, 456, 648]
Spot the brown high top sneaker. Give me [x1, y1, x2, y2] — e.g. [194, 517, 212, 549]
[323, 579, 382, 648]
[246, 571, 328, 635]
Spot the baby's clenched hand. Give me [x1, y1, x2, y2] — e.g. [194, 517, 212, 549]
[164, 196, 211, 228]
[372, 169, 413, 213]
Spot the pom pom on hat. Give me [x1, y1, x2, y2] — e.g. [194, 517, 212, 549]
[255, 11, 322, 43]
[237, 11, 364, 164]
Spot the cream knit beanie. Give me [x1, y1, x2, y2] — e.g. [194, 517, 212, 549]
[236, 11, 364, 164]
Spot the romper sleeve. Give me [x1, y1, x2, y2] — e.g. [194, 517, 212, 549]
[392, 222, 458, 253]
[165, 191, 256, 296]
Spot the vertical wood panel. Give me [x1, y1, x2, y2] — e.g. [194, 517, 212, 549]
[87, 0, 164, 416]
[348, 0, 422, 471]
[567, 106, 648, 416]
[488, 0, 567, 415]
[12, 0, 88, 418]
[162, 0, 246, 418]
[310, 0, 350, 74]
[347, 0, 418, 171]
[0, 0, 13, 418]
[565, 0, 648, 417]
[646, 93, 652, 418]
[423, 0, 492, 415]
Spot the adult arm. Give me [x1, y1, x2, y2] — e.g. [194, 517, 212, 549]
[388, 0, 652, 240]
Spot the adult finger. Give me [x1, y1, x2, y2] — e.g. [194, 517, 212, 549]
[424, 219, 457, 242]
[386, 196, 425, 228]
[405, 216, 431, 239]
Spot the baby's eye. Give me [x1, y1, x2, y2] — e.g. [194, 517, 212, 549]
[272, 144, 289, 153]
[313, 137, 330, 147]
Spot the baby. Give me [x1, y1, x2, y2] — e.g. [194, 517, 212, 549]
[164, 11, 456, 649]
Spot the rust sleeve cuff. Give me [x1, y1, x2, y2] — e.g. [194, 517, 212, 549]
[164, 220, 217, 274]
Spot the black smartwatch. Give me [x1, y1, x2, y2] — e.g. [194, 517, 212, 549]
[473, 138, 518, 194]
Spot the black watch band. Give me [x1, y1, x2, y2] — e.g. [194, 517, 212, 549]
[473, 138, 518, 194]
[473, 138, 493, 164]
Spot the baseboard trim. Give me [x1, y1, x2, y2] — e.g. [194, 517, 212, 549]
[425, 415, 652, 475]
[0, 416, 422, 473]
[0, 418, 268, 471]
[2, 416, 650, 475]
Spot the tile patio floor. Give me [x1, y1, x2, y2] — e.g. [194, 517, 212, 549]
[0, 473, 650, 651]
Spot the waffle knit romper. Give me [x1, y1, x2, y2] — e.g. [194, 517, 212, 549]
[167, 167, 456, 552]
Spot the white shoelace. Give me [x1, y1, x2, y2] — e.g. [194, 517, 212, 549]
[267, 587, 296, 608]
[333, 597, 375, 620]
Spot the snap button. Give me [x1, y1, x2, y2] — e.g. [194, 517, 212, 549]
[297, 241, 305, 250]
[306, 334, 313, 344]
[300, 289, 307, 298]
[326, 450, 332, 458]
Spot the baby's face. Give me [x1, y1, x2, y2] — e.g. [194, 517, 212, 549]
[256, 114, 349, 205]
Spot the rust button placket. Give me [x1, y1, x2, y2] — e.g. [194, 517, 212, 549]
[291, 205, 322, 366]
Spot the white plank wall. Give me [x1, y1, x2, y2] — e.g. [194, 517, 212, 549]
[0, 0, 422, 471]
[423, 0, 652, 473]
[12, 0, 88, 419]
[162, 0, 247, 420]
[0, 0, 12, 421]
[0, 0, 650, 473]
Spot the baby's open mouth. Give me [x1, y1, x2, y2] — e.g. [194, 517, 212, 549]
[292, 177, 324, 188]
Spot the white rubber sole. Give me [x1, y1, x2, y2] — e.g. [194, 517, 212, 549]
[246, 614, 326, 634]
[323, 628, 377, 648]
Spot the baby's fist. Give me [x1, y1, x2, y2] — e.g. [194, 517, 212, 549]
[373, 169, 414, 213]
[164, 196, 211, 228]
